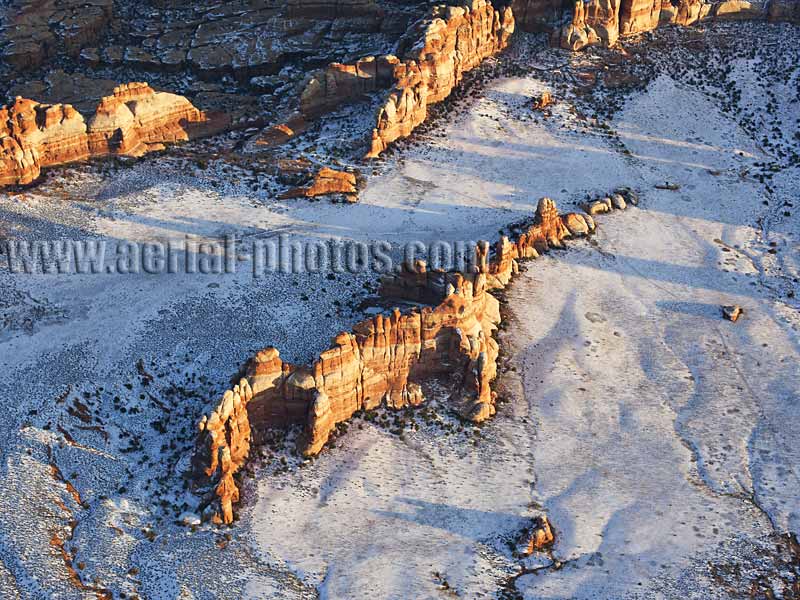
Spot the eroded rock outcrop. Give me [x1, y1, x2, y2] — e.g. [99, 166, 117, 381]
[366, 0, 515, 157]
[562, 0, 798, 50]
[0, 99, 89, 186]
[299, 55, 400, 118]
[1, 0, 113, 69]
[523, 515, 555, 554]
[512, 0, 569, 32]
[192, 197, 600, 523]
[562, 0, 621, 50]
[288, 1, 515, 157]
[279, 167, 359, 200]
[769, 0, 800, 20]
[0, 83, 219, 187]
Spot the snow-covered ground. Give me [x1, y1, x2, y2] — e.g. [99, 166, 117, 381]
[0, 21, 798, 600]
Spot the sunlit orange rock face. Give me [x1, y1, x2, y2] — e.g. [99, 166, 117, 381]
[87, 82, 207, 157]
[562, 0, 793, 50]
[366, 0, 515, 157]
[0, 83, 212, 187]
[193, 198, 595, 524]
[0, 98, 89, 186]
[291, 1, 514, 158]
[300, 56, 400, 118]
[279, 167, 358, 199]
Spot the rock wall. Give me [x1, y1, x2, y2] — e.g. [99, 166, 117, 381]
[299, 55, 400, 118]
[512, 0, 570, 32]
[192, 197, 599, 524]
[291, 1, 515, 156]
[0, 83, 219, 187]
[563, 0, 798, 50]
[768, 0, 800, 20]
[279, 167, 359, 200]
[366, 0, 515, 157]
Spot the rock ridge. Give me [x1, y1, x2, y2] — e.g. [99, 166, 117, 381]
[562, 0, 800, 50]
[191, 195, 629, 524]
[0, 82, 223, 187]
[290, 0, 514, 157]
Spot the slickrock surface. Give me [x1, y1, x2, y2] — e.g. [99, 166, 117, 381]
[0, 83, 218, 187]
[193, 197, 598, 523]
[0, 0, 113, 69]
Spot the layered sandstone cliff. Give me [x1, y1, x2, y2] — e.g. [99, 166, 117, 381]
[290, 1, 514, 157]
[299, 55, 400, 118]
[279, 167, 359, 200]
[0, 83, 216, 187]
[192, 197, 600, 524]
[366, 0, 515, 157]
[512, 0, 570, 32]
[562, 0, 798, 50]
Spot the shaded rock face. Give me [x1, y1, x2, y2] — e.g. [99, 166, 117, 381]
[286, 0, 385, 19]
[0, 0, 114, 70]
[562, 0, 799, 50]
[512, 0, 571, 31]
[1, 0, 421, 87]
[0, 83, 216, 187]
[769, 0, 800, 20]
[299, 55, 400, 117]
[192, 197, 593, 524]
[366, 0, 516, 157]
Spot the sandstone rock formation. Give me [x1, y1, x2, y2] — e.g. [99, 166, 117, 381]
[562, 0, 621, 50]
[0, 83, 219, 187]
[87, 83, 209, 157]
[286, 1, 515, 157]
[722, 304, 743, 322]
[562, 0, 797, 50]
[532, 90, 554, 111]
[524, 515, 555, 554]
[299, 56, 399, 118]
[255, 115, 310, 147]
[582, 187, 637, 214]
[366, 0, 515, 157]
[512, 0, 570, 32]
[769, 0, 800, 20]
[193, 196, 599, 523]
[0, 99, 89, 187]
[1, 0, 113, 69]
[279, 167, 359, 200]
